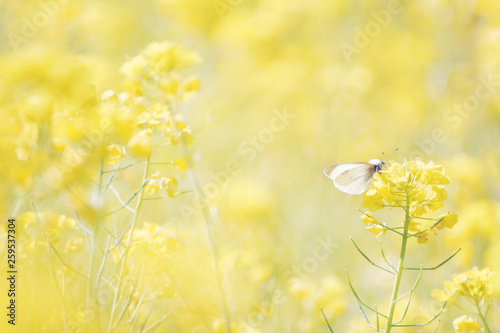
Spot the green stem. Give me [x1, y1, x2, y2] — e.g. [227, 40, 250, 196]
[186, 168, 232, 333]
[476, 301, 492, 333]
[108, 158, 150, 332]
[174, 100, 232, 332]
[385, 189, 411, 333]
[126, 158, 150, 245]
[85, 160, 105, 333]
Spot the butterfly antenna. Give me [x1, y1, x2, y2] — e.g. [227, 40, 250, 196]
[381, 148, 399, 160]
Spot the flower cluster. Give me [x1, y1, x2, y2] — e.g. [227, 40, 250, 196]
[432, 267, 494, 305]
[360, 159, 458, 243]
[145, 171, 178, 197]
[453, 315, 481, 333]
[433, 267, 494, 333]
[100, 41, 199, 201]
[102, 42, 199, 159]
[288, 276, 347, 331]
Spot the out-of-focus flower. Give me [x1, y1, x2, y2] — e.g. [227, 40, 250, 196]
[145, 172, 178, 198]
[159, 74, 181, 95]
[145, 171, 161, 195]
[180, 76, 201, 99]
[137, 101, 170, 129]
[143, 41, 201, 75]
[172, 156, 191, 171]
[127, 130, 152, 157]
[160, 176, 178, 197]
[22, 94, 53, 122]
[289, 279, 314, 301]
[65, 235, 86, 253]
[164, 115, 195, 146]
[453, 315, 481, 333]
[120, 54, 147, 79]
[105, 144, 125, 165]
[120, 41, 201, 89]
[432, 267, 494, 304]
[288, 275, 346, 330]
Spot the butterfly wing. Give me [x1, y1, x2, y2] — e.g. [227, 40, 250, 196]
[323, 163, 367, 180]
[324, 163, 376, 195]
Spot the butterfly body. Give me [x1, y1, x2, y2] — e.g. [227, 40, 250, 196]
[368, 159, 384, 172]
[323, 159, 385, 195]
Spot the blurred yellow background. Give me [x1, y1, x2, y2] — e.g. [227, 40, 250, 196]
[1, 0, 499, 332]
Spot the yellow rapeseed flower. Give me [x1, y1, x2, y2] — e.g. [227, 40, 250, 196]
[360, 159, 456, 241]
[360, 211, 378, 225]
[127, 130, 152, 157]
[432, 267, 494, 304]
[65, 235, 86, 253]
[435, 212, 459, 230]
[105, 144, 125, 165]
[159, 176, 178, 198]
[144, 171, 161, 195]
[366, 224, 386, 238]
[172, 156, 191, 171]
[365, 160, 450, 212]
[453, 315, 481, 333]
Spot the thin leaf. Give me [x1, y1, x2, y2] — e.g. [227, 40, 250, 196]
[404, 249, 460, 271]
[393, 302, 447, 327]
[351, 238, 395, 275]
[320, 307, 334, 333]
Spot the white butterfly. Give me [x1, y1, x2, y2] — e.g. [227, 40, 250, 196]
[323, 159, 385, 195]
